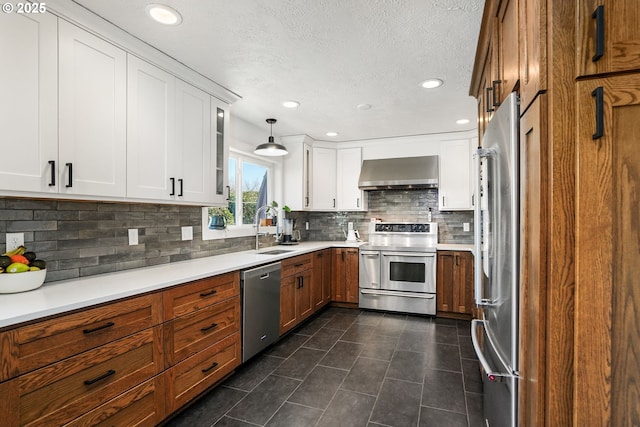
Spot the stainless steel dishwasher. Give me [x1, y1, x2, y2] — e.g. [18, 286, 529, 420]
[241, 262, 281, 362]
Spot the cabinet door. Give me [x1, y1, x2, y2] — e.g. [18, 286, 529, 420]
[322, 249, 332, 305]
[58, 20, 126, 197]
[0, 12, 57, 193]
[453, 251, 474, 314]
[312, 251, 325, 309]
[337, 148, 366, 210]
[518, 93, 548, 427]
[312, 147, 337, 210]
[439, 140, 473, 210]
[331, 248, 346, 302]
[518, 0, 546, 112]
[296, 271, 314, 321]
[577, 0, 640, 77]
[127, 55, 175, 200]
[175, 79, 212, 203]
[576, 76, 640, 426]
[282, 139, 312, 210]
[436, 251, 455, 312]
[344, 249, 359, 303]
[494, 0, 519, 104]
[211, 98, 230, 206]
[280, 275, 297, 335]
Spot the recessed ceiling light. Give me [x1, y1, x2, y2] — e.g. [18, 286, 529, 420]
[326, 132, 339, 137]
[456, 119, 470, 124]
[357, 103, 372, 110]
[420, 79, 444, 89]
[282, 100, 300, 109]
[145, 4, 182, 25]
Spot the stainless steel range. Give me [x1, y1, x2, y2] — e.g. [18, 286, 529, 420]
[359, 222, 438, 315]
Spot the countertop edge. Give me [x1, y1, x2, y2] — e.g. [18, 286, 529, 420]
[0, 241, 364, 329]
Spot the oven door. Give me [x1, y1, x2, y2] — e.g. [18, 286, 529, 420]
[380, 251, 436, 293]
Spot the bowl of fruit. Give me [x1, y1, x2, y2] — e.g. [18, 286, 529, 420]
[0, 246, 47, 294]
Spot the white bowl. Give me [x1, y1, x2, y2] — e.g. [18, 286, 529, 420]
[0, 269, 46, 294]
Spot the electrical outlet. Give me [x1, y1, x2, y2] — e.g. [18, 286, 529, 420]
[128, 229, 138, 245]
[463, 223, 470, 232]
[305, 222, 309, 230]
[181, 226, 193, 241]
[6, 233, 24, 253]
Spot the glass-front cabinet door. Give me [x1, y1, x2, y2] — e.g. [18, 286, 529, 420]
[210, 97, 230, 206]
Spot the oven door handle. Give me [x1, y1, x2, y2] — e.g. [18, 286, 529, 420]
[360, 289, 435, 299]
[381, 252, 435, 257]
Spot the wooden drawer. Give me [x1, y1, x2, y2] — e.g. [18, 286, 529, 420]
[164, 296, 240, 366]
[2, 293, 163, 380]
[63, 376, 165, 427]
[281, 253, 312, 278]
[165, 331, 240, 413]
[163, 272, 240, 320]
[15, 326, 164, 427]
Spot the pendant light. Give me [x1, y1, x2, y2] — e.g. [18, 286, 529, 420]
[254, 118, 288, 156]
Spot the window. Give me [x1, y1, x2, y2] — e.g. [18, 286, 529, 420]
[203, 151, 275, 239]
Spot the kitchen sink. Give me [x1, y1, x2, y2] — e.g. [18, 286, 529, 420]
[257, 249, 295, 255]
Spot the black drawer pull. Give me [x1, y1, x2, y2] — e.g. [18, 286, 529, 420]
[48, 160, 56, 186]
[200, 289, 217, 298]
[83, 321, 115, 334]
[170, 177, 175, 196]
[200, 322, 218, 332]
[84, 369, 116, 385]
[295, 263, 305, 267]
[66, 162, 73, 188]
[178, 178, 183, 196]
[592, 86, 604, 139]
[592, 5, 604, 62]
[201, 361, 219, 373]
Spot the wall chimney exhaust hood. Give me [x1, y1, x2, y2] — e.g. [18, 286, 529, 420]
[358, 156, 439, 190]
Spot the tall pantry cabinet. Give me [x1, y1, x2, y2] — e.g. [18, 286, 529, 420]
[472, 0, 640, 425]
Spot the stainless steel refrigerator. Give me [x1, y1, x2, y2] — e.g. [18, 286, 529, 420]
[472, 92, 520, 427]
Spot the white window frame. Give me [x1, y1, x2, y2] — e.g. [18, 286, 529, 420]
[202, 149, 277, 240]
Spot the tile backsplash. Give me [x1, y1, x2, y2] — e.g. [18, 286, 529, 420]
[288, 189, 474, 244]
[1, 189, 472, 283]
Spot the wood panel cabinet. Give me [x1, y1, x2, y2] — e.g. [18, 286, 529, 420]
[519, 0, 546, 112]
[279, 254, 314, 335]
[577, 0, 640, 77]
[312, 249, 332, 309]
[575, 74, 640, 427]
[436, 250, 474, 316]
[493, 0, 519, 104]
[331, 248, 359, 304]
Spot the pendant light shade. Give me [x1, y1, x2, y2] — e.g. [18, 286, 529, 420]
[254, 118, 288, 156]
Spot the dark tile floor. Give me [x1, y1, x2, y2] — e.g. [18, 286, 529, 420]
[164, 307, 484, 427]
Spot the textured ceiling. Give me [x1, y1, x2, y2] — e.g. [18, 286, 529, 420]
[73, 0, 484, 142]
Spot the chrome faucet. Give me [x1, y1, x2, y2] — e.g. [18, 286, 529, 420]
[254, 205, 270, 251]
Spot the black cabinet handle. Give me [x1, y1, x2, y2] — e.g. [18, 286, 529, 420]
[48, 160, 56, 186]
[66, 163, 73, 188]
[83, 321, 115, 334]
[592, 86, 604, 140]
[170, 177, 175, 196]
[200, 289, 217, 298]
[485, 87, 495, 113]
[333, 198, 336, 208]
[200, 322, 218, 332]
[592, 5, 604, 62]
[178, 178, 183, 196]
[84, 369, 116, 386]
[202, 361, 219, 373]
[357, 198, 360, 207]
[226, 185, 231, 201]
[491, 80, 501, 107]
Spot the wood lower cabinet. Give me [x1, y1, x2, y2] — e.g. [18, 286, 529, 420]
[280, 254, 314, 335]
[331, 248, 359, 304]
[312, 249, 332, 309]
[436, 250, 474, 316]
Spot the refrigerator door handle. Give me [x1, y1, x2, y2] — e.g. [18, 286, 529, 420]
[474, 148, 495, 307]
[471, 319, 519, 383]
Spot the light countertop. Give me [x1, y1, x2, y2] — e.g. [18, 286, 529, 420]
[437, 243, 475, 253]
[0, 241, 364, 329]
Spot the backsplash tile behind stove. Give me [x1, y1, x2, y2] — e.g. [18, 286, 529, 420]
[287, 189, 474, 244]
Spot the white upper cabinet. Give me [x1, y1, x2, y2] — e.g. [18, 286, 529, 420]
[210, 98, 230, 206]
[58, 20, 127, 197]
[337, 147, 367, 211]
[283, 136, 313, 210]
[312, 147, 337, 210]
[439, 139, 475, 210]
[175, 79, 212, 204]
[126, 55, 175, 200]
[0, 12, 58, 194]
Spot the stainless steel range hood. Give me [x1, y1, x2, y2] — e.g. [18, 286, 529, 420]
[358, 156, 439, 190]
